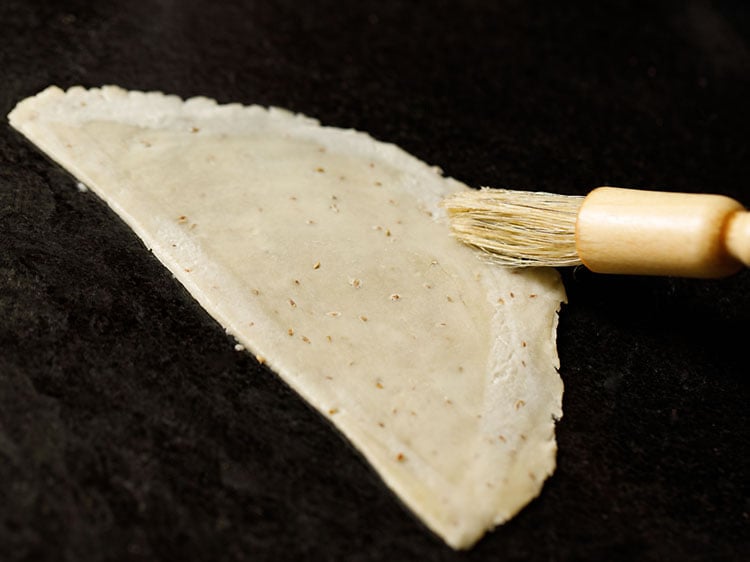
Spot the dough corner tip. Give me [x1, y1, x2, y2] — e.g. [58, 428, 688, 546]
[7, 85, 66, 126]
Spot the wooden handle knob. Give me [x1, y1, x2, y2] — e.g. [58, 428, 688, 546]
[725, 211, 750, 267]
[576, 187, 747, 278]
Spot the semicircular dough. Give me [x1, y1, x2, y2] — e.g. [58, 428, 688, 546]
[8, 86, 565, 549]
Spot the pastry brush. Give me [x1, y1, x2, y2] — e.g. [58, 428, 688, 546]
[442, 187, 750, 278]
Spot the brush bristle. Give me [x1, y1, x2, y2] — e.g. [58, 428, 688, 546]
[443, 188, 585, 267]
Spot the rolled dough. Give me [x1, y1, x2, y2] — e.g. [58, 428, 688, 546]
[8, 86, 565, 549]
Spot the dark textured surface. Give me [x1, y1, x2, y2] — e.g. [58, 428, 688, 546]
[1, 1, 749, 560]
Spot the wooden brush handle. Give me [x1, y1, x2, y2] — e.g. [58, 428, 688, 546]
[576, 187, 750, 278]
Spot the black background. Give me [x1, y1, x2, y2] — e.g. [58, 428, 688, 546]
[1, 1, 749, 561]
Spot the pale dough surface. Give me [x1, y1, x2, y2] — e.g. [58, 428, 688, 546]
[9, 86, 565, 549]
